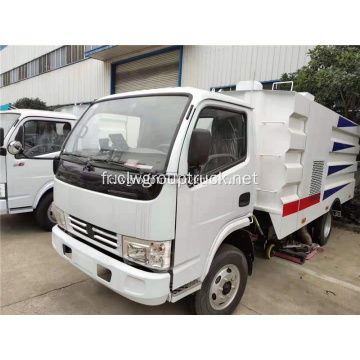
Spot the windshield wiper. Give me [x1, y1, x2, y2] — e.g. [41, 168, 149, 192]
[62, 152, 87, 163]
[89, 157, 143, 173]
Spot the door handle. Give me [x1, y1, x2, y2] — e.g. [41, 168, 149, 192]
[239, 192, 250, 207]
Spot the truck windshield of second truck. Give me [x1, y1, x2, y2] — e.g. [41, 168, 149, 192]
[0, 113, 20, 136]
[63, 95, 190, 173]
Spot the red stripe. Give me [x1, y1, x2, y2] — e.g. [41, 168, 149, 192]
[299, 193, 320, 211]
[283, 200, 299, 217]
[282, 193, 321, 217]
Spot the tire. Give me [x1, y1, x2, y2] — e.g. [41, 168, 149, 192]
[266, 243, 276, 259]
[312, 210, 333, 246]
[187, 244, 248, 315]
[34, 192, 56, 231]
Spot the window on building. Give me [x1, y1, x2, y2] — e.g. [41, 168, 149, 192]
[51, 51, 56, 70]
[0, 45, 86, 87]
[34, 58, 39, 76]
[55, 48, 60, 68]
[3, 72, 10, 86]
[60, 47, 66, 66]
[71, 45, 78, 62]
[27, 62, 32, 78]
[192, 107, 247, 175]
[38, 55, 44, 74]
[66, 45, 71, 64]
[78, 45, 84, 61]
[85, 45, 103, 52]
[19, 64, 27, 81]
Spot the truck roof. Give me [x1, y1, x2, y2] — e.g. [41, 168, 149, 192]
[97, 87, 253, 109]
[2, 109, 78, 121]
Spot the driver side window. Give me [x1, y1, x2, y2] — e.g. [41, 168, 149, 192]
[192, 107, 246, 175]
[21, 120, 71, 157]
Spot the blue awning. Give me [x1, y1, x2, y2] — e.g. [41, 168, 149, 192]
[0, 103, 11, 111]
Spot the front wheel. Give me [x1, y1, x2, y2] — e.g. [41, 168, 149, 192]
[34, 192, 56, 231]
[188, 244, 248, 315]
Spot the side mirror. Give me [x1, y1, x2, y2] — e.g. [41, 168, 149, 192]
[188, 129, 211, 167]
[0, 128, 4, 147]
[7, 140, 23, 155]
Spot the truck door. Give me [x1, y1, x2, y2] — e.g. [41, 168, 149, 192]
[6, 118, 72, 211]
[173, 101, 255, 289]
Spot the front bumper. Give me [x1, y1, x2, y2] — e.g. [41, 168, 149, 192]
[0, 199, 8, 215]
[52, 225, 171, 306]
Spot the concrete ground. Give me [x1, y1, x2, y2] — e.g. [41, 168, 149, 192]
[1, 213, 360, 315]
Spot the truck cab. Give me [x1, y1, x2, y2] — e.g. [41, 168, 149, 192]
[0, 110, 77, 230]
[51, 85, 359, 314]
[51, 88, 255, 314]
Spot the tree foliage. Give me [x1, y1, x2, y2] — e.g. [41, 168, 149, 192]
[12, 97, 48, 110]
[281, 46, 360, 123]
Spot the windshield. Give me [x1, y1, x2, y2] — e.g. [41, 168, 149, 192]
[64, 95, 190, 172]
[0, 113, 20, 137]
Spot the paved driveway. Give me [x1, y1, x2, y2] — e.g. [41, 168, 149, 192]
[1, 213, 359, 315]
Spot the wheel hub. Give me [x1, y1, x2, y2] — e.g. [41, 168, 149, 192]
[209, 264, 240, 311]
[222, 281, 232, 295]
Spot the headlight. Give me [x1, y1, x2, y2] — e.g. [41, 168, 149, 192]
[52, 203, 66, 229]
[0, 184, 6, 198]
[122, 236, 172, 270]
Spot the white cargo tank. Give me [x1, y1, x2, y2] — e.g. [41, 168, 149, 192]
[228, 84, 360, 239]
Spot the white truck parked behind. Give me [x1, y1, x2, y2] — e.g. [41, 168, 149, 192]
[0, 110, 77, 230]
[51, 83, 359, 314]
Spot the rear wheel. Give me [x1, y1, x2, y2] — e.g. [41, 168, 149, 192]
[187, 244, 248, 315]
[34, 192, 56, 231]
[312, 210, 333, 246]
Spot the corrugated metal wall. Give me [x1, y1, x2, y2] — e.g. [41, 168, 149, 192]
[0, 58, 106, 106]
[181, 45, 315, 89]
[0, 45, 315, 107]
[0, 45, 61, 73]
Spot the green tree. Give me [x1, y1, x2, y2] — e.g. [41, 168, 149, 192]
[12, 97, 49, 110]
[281, 46, 360, 123]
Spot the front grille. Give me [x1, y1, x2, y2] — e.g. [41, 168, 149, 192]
[68, 215, 118, 249]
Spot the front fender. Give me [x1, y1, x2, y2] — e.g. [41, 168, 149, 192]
[33, 180, 53, 209]
[201, 215, 252, 281]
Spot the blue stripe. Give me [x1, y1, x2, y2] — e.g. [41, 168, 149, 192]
[85, 45, 115, 57]
[327, 164, 353, 175]
[337, 116, 357, 128]
[110, 63, 116, 95]
[323, 183, 350, 200]
[332, 142, 355, 151]
[0, 45, 7, 51]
